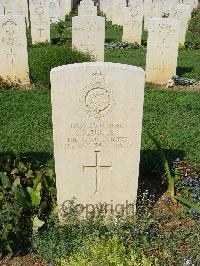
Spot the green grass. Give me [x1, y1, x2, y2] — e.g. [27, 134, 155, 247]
[0, 17, 199, 177]
[104, 21, 200, 79]
[0, 88, 199, 172]
[105, 48, 200, 80]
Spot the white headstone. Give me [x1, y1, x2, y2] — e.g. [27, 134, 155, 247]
[59, 0, 72, 20]
[14, 0, 29, 27]
[112, 0, 126, 26]
[72, 15, 105, 62]
[0, 3, 4, 15]
[49, 0, 60, 23]
[175, 4, 191, 44]
[78, 2, 97, 16]
[0, 15, 29, 84]
[80, 0, 95, 5]
[1, 0, 13, 15]
[182, 0, 198, 10]
[144, 0, 152, 30]
[146, 18, 180, 84]
[2, 0, 29, 27]
[122, 7, 143, 44]
[50, 62, 145, 216]
[29, 0, 50, 44]
[160, 0, 179, 17]
[102, 0, 113, 21]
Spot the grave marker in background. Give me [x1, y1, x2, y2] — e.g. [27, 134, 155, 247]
[50, 62, 145, 215]
[123, 7, 143, 44]
[14, 0, 29, 27]
[49, 0, 60, 23]
[0, 15, 29, 84]
[29, 0, 50, 44]
[78, 0, 97, 16]
[175, 4, 191, 44]
[0, 3, 4, 15]
[182, 0, 198, 10]
[60, 0, 72, 20]
[112, 0, 126, 26]
[72, 15, 105, 61]
[146, 18, 180, 84]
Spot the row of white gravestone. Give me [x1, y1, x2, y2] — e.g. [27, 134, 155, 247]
[0, 14, 183, 86]
[0, 10, 192, 86]
[100, 0, 193, 45]
[0, 0, 73, 44]
[72, 13, 183, 85]
[0, 0, 74, 84]
[100, 0, 198, 26]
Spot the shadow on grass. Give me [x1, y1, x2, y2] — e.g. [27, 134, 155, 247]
[176, 66, 193, 77]
[105, 37, 117, 43]
[0, 151, 54, 168]
[0, 148, 185, 209]
[137, 148, 185, 206]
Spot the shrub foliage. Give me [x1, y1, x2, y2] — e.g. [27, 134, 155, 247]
[0, 153, 56, 257]
[29, 45, 91, 86]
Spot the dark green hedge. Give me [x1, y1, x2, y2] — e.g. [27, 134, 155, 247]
[29, 45, 91, 86]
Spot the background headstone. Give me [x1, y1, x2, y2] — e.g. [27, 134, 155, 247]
[72, 15, 105, 62]
[14, 0, 29, 27]
[49, 0, 60, 23]
[0, 15, 29, 84]
[50, 62, 145, 214]
[146, 18, 180, 84]
[112, 0, 126, 26]
[122, 7, 143, 44]
[0, 3, 4, 15]
[78, 0, 97, 16]
[100, 0, 113, 21]
[2, 0, 29, 27]
[175, 4, 191, 44]
[59, 0, 72, 20]
[29, 0, 50, 44]
[182, 0, 198, 10]
[1, 0, 14, 15]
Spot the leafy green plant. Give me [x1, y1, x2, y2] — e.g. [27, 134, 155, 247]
[58, 236, 157, 266]
[173, 161, 200, 215]
[148, 133, 175, 199]
[29, 45, 91, 86]
[0, 153, 56, 257]
[33, 202, 200, 266]
[148, 133, 200, 214]
[50, 19, 72, 46]
[188, 7, 200, 38]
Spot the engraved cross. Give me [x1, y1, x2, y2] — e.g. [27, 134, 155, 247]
[83, 151, 112, 194]
[6, 46, 15, 66]
[37, 27, 44, 37]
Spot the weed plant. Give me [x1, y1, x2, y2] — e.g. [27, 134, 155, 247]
[32, 201, 200, 266]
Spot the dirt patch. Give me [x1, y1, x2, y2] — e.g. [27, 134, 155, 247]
[147, 81, 200, 92]
[0, 254, 52, 266]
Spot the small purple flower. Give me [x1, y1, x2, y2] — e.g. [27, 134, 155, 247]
[175, 184, 182, 188]
[191, 208, 197, 216]
[164, 197, 170, 204]
[167, 214, 172, 220]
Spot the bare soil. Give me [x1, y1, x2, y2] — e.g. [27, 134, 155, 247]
[0, 254, 52, 266]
